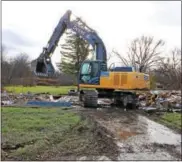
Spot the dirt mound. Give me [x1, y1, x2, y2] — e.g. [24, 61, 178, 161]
[32, 115, 119, 161]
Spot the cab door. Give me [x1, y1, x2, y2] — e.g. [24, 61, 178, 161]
[79, 62, 100, 85]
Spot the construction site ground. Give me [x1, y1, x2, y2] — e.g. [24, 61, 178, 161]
[1, 86, 182, 161]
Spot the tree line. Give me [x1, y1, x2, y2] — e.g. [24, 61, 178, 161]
[1, 22, 181, 89]
[1, 47, 32, 86]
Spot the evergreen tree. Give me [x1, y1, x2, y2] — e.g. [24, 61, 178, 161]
[57, 19, 92, 87]
[58, 32, 90, 75]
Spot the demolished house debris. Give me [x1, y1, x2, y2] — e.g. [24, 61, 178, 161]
[1, 90, 181, 112]
[137, 90, 181, 112]
[1, 91, 74, 107]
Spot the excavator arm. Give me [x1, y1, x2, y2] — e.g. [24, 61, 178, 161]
[67, 19, 107, 61]
[31, 10, 107, 77]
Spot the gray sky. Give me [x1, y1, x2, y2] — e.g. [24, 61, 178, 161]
[2, 1, 181, 68]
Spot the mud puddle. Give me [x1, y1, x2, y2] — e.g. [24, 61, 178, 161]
[79, 108, 181, 160]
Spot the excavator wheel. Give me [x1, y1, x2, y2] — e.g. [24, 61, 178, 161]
[79, 90, 98, 108]
[113, 92, 138, 109]
[123, 95, 138, 109]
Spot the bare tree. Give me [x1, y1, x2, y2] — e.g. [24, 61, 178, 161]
[1, 45, 11, 85]
[112, 35, 165, 72]
[107, 51, 112, 62]
[154, 48, 181, 90]
[1, 44, 6, 62]
[1, 51, 33, 85]
[8, 53, 32, 83]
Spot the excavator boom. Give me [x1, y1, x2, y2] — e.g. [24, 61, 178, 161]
[31, 10, 106, 77]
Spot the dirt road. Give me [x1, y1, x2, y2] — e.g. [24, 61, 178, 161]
[77, 107, 181, 161]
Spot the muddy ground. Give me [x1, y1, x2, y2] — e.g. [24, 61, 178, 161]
[74, 106, 181, 161]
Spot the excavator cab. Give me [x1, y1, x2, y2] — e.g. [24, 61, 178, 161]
[79, 60, 107, 85]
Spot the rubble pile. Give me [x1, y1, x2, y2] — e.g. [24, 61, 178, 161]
[1, 90, 79, 107]
[137, 90, 181, 112]
[1, 89, 181, 112]
[1, 91, 14, 105]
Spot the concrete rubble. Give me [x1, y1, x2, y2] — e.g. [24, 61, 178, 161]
[1, 91, 15, 105]
[137, 90, 181, 113]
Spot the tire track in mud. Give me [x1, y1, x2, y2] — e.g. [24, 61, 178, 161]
[78, 107, 181, 160]
[2, 139, 38, 152]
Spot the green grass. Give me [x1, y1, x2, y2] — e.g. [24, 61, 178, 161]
[159, 112, 181, 130]
[1, 107, 114, 160]
[1, 107, 81, 160]
[5, 86, 76, 95]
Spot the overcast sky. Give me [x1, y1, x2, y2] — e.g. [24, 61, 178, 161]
[2, 1, 181, 68]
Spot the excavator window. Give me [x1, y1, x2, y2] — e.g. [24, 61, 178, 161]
[81, 63, 91, 75]
[80, 62, 100, 84]
[92, 62, 100, 77]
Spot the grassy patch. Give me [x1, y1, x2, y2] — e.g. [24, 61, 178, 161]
[1, 107, 119, 160]
[5, 86, 76, 95]
[1, 107, 80, 160]
[159, 112, 181, 130]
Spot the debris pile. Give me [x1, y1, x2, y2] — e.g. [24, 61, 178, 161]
[98, 98, 112, 107]
[138, 90, 181, 112]
[1, 89, 181, 111]
[1, 91, 79, 107]
[1, 91, 14, 105]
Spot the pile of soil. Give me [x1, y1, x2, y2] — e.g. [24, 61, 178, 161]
[40, 116, 119, 160]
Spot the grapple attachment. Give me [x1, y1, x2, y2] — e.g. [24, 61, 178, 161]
[31, 58, 55, 77]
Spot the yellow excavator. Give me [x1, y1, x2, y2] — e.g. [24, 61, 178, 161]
[31, 10, 150, 108]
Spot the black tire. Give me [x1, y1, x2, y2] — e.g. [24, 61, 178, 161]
[83, 91, 98, 108]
